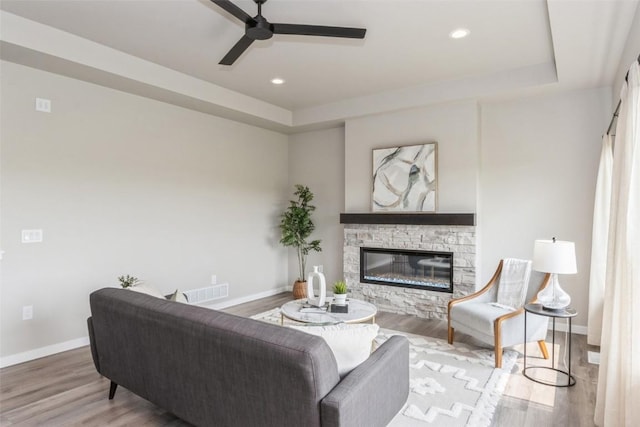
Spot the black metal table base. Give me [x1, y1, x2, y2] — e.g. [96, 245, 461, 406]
[523, 366, 576, 387]
[523, 304, 577, 388]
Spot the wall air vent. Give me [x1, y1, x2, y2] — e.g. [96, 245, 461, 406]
[184, 284, 228, 304]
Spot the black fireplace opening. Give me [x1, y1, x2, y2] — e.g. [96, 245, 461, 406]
[360, 247, 453, 293]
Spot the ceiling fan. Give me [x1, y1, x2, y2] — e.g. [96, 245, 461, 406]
[211, 0, 367, 65]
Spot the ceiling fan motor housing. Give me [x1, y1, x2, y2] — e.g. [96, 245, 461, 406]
[211, 0, 366, 65]
[247, 16, 274, 40]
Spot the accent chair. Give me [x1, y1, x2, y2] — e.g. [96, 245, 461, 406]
[447, 259, 552, 368]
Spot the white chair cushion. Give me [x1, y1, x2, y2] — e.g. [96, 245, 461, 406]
[289, 323, 379, 376]
[450, 302, 514, 336]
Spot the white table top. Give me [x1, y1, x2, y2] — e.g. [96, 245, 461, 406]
[281, 298, 377, 325]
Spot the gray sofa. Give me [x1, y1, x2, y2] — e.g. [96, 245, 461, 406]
[87, 288, 409, 427]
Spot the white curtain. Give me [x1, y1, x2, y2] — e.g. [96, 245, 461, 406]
[588, 135, 613, 346]
[595, 60, 640, 426]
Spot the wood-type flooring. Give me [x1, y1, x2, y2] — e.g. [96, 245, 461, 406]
[0, 293, 598, 426]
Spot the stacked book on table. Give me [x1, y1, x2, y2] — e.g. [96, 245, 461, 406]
[299, 301, 349, 313]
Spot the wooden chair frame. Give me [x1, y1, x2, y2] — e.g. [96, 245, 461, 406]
[447, 260, 551, 368]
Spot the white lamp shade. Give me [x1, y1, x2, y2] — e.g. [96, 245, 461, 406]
[532, 239, 577, 274]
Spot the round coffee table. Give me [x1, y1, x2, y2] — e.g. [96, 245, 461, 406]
[280, 298, 377, 325]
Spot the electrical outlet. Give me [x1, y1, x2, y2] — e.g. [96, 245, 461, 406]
[23, 305, 33, 320]
[211, 275, 217, 285]
[35, 98, 51, 113]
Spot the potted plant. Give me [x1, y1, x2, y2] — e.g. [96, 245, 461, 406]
[279, 184, 322, 299]
[332, 280, 348, 305]
[118, 275, 140, 288]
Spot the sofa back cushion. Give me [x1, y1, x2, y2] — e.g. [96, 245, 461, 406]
[89, 288, 340, 427]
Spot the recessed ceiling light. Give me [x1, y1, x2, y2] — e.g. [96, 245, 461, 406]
[449, 28, 470, 39]
[271, 78, 285, 85]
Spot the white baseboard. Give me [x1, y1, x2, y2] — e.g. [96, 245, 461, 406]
[204, 286, 289, 310]
[549, 321, 587, 335]
[0, 336, 90, 369]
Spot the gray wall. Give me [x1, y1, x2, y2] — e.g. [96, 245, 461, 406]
[287, 127, 345, 286]
[0, 60, 618, 361]
[612, 3, 640, 106]
[338, 89, 609, 327]
[345, 101, 479, 213]
[480, 87, 610, 327]
[0, 61, 289, 358]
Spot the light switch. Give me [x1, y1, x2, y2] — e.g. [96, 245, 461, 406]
[22, 229, 43, 243]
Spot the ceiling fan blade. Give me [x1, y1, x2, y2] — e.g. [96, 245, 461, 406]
[210, 0, 254, 24]
[272, 23, 366, 39]
[219, 35, 255, 65]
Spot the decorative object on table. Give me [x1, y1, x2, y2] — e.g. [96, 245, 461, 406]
[533, 238, 577, 311]
[332, 280, 348, 305]
[253, 307, 517, 427]
[306, 265, 326, 307]
[372, 142, 437, 212]
[299, 305, 328, 314]
[329, 304, 349, 313]
[279, 184, 322, 299]
[117, 275, 140, 288]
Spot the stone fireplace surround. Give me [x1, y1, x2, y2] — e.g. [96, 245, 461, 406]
[341, 213, 476, 320]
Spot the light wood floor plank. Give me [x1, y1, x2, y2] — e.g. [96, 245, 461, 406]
[0, 292, 598, 426]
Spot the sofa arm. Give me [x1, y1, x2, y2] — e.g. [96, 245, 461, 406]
[321, 335, 409, 427]
[87, 317, 101, 374]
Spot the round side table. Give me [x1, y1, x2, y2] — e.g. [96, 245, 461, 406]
[523, 303, 577, 387]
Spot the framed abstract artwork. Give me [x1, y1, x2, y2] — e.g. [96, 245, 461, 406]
[372, 142, 438, 212]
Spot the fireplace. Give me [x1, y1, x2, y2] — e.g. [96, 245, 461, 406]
[342, 220, 476, 320]
[360, 247, 453, 293]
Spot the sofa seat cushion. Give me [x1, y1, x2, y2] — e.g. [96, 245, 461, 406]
[289, 323, 380, 376]
[450, 302, 514, 336]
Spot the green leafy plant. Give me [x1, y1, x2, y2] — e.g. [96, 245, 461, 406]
[279, 184, 322, 281]
[118, 275, 140, 288]
[333, 281, 348, 295]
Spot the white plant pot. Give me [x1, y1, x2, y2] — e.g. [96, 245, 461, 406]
[333, 294, 347, 305]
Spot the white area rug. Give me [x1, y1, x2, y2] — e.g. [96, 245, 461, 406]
[251, 308, 517, 427]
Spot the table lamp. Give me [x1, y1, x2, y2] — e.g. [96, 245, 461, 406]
[532, 238, 577, 311]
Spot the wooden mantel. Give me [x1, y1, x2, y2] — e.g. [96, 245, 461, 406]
[339, 212, 476, 226]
